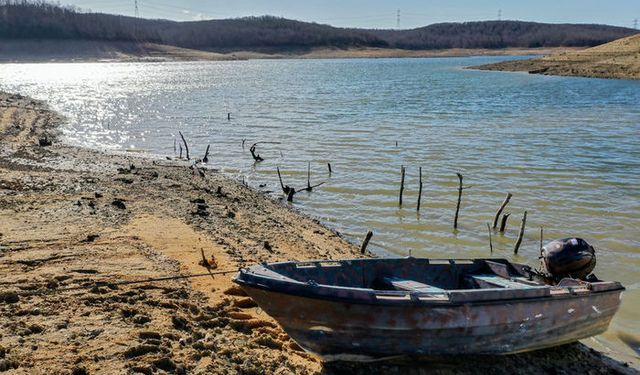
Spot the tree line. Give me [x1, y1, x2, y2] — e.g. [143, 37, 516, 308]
[1, 1, 636, 50]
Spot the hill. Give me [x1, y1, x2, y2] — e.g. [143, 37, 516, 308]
[471, 33, 640, 80]
[1, 1, 637, 50]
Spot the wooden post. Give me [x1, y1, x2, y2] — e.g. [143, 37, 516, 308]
[492, 193, 512, 229]
[178, 131, 190, 160]
[360, 231, 373, 254]
[227, 113, 231, 121]
[539, 226, 544, 257]
[513, 211, 527, 254]
[179, 144, 183, 159]
[327, 162, 332, 174]
[417, 167, 423, 212]
[203, 144, 210, 163]
[453, 173, 463, 229]
[277, 166, 285, 193]
[487, 223, 493, 254]
[499, 213, 510, 233]
[399, 166, 406, 207]
[173, 138, 176, 154]
[307, 161, 311, 190]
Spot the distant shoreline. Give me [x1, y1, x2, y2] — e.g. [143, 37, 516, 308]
[0, 39, 580, 63]
[468, 34, 640, 80]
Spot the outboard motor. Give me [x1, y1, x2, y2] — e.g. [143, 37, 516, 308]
[541, 238, 596, 280]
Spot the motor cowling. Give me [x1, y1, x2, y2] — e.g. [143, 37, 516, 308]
[541, 238, 596, 279]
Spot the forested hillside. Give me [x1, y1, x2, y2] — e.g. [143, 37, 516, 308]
[1, 0, 637, 51]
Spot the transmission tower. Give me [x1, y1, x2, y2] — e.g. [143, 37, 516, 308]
[396, 9, 400, 29]
[498, 9, 502, 21]
[134, 0, 139, 17]
[634, 18, 638, 29]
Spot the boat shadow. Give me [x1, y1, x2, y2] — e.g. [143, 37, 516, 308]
[321, 342, 638, 375]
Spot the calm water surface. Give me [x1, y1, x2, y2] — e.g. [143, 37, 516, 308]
[1, 57, 639, 357]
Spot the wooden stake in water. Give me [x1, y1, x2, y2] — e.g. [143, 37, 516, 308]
[539, 226, 544, 257]
[178, 131, 190, 160]
[417, 167, 423, 212]
[514, 211, 528, 254]
[499, 213, 511, 233]
[203, 144, 210, 163]
[487, 223, 493, 254]
[360, 230, 373, 254]
[327, 162, 332, 174]
[399, 166, 406, 207]
[492, 193, 512, 229]
[453, 173, 463, 229]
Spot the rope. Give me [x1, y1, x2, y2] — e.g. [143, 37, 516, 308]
[11, 268, 241, 297]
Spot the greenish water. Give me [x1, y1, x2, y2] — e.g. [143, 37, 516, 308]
[1, 57, 638, 359]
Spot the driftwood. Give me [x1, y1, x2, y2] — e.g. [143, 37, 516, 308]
[203, 144, 210, 163]
[499, 213, 511, 232]
[249, 143, 264, 162]
[248, 142, 281, 162]
[399, 166, 406, 206]
[492, 193, 512, 229]
[277, 166, 296, 201]
[360, 231, 373, 254]
[417, 167, 423, 212]
[514, 211, 528, 254]
[453, 173, 464, 229]
[178, 131, 190, 160]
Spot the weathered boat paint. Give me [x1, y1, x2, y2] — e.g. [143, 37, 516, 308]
[234, 258, 624, 359]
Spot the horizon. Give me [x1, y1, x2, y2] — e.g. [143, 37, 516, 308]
[58, 0, 640, 30]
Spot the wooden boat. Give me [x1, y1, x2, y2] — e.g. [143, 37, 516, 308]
[233, 257, 624, 360]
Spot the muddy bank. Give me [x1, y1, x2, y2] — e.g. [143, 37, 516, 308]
[469, 34, 640, 80]
[0, 92, 637, 374]
[0, 39, 577, 63]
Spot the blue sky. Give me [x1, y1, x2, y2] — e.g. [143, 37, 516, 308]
[63, 0, 640, 29]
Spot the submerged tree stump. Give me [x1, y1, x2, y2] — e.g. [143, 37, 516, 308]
[514, 211, 528, 254]
[492, 193, 512, 229]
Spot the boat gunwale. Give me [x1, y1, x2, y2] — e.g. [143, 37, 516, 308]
[233, 257, 625, 307]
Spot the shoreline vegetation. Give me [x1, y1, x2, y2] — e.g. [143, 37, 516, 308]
[469, 33, 640, 80]
[1, 92, 638, 373]
[2, 1, 638, 66]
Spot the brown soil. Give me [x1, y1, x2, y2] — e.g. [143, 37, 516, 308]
[0, 39, 578, 63]
[470, 34, 640, 80]
[0, 92, 637, 374]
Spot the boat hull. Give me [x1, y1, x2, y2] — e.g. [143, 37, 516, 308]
[242, 286, 622, 358]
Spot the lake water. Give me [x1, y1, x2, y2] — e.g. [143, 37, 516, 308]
[1, 57, 639, 359]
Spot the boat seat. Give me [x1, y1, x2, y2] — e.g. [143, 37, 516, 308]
[384, 277, 445, 293]
[470, 274, 539, 289]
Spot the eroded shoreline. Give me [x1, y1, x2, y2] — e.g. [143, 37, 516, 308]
[0, 92, 636, 374]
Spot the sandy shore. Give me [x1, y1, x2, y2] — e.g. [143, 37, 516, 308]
[0, 92, 636, 374]
[0, 39, 579, 63]
[469, 34, 640, 80]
